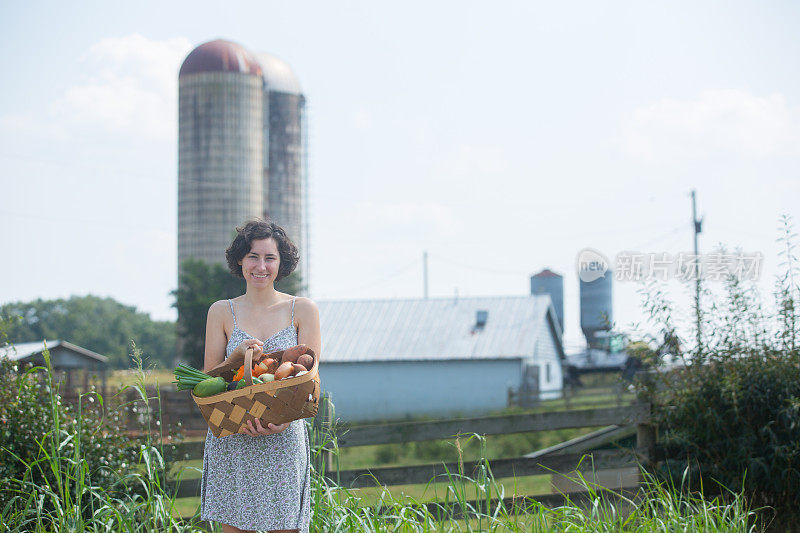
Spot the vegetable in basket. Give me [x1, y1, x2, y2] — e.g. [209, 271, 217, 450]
[174, 364, 229, 397]
[173, 363, 215, 391]
[236, 376, 264, 389]
[194, 377, 227, 397]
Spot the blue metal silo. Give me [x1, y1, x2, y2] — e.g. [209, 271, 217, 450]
[579, 272, 613, 349]
[530, 269, 564, 332]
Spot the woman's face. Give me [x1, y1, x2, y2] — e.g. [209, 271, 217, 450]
[238, 237, 281, 287]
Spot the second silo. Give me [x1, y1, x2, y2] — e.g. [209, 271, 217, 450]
[255, 53, 308, 291]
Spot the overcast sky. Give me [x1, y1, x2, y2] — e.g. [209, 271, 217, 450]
[2, 1, 799, 351]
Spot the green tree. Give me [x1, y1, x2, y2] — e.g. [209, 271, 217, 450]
[276, 270, 305, 296]
[171, 260, 304, 369]
[0, 296, 175, 368]
[172, 259, 245, 369]
[634, 216, 800, 520]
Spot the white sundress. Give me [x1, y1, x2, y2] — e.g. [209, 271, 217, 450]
[200, 297, 311, 532]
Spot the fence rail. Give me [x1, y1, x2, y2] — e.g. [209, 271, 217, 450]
[168, 449, 642, 498]
[164, 403, 649, 457]
[327, 449, 642, 489]
[166, 398, 653, 499]
[334, 404, 649, 447]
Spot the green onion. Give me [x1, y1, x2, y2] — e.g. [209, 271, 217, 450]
[173, 363, 213, 391]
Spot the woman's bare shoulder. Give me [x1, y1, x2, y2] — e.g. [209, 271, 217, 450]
[281, 292, 313, 305]
[207, 299, 233, 317]
[293, 296, 318, 315]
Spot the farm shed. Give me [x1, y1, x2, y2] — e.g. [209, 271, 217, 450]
[317, 295, 564, 422]
[0, 340, 109, 398]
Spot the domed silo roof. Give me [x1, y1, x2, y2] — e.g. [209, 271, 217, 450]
[254, 53, 303, 94]
[179, 39, 263, 77]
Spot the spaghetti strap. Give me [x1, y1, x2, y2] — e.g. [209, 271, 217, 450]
[290, 297, 296, 328]
[227, 299, 237, 330]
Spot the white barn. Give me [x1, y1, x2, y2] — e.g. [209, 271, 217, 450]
[317, 295, 564, 422]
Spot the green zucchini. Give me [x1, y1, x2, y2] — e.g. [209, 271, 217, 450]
[193, 377, 227, 397]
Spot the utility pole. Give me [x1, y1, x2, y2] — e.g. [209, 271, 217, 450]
[691, 190, 703, 352]
[423, 250, 429, 299]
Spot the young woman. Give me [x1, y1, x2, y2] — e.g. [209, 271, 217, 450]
[199, 219, 321, 533]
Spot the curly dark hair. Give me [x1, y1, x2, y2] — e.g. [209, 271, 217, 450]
[225, 219, 300, 282]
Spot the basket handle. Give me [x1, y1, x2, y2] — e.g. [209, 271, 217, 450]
[243, 345, 255, 386]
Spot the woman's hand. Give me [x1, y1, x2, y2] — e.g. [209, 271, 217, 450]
[206, 338, 263, 375]
[231, 338, 264, 361]
[240, 418, 290, 436]
[227, 339, 264, 369]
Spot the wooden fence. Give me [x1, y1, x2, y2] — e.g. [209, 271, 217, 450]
[164, 394, 654, 500]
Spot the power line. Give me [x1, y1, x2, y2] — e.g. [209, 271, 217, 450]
[321, 258, 420, 295]
[712, 224, 776, 242]
[0, 152, 174, 186]
[0, 151, 277, 188]
[0, 209, 169, 234]
[427, 253, 529, 277]
[627, 225, 687, 251]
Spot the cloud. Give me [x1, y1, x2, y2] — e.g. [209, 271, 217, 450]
[56, 34, 192, 141]
[432, 143, 511, 180]
[622, 89, 800, 160]
[2, 34, 192, 142]
[354, 201, 460, 242]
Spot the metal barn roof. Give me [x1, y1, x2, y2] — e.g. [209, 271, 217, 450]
[318, 294, 562, 363]
[0, 340, 108, 364]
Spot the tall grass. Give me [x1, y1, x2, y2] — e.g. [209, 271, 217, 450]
[0, 343, 205, 532]
[0, 341, 760, 532]
[306, 419, 759, 532]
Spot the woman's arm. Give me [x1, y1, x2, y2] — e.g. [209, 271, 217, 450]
[295, 297, 321, 359]
[203, 301, 229, 373]
[242, 296, 321, 437]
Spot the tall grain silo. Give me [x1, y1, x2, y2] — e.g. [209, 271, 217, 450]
[178, 39, 264, 268]
[579, 273, 613, 349]
[530, 269, 564, 332]
[254, 53, 309, 292]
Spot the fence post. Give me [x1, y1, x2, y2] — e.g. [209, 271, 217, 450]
[312, 392, 334, 475]
[636, 403, 656, 470]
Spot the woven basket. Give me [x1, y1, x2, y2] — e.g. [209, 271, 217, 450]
[192, 345, 320, 437]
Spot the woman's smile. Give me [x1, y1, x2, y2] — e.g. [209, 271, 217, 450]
[249, 271, 272, 283]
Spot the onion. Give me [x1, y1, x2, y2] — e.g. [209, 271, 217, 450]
[297, 354, 314, 369]
[274, 361, 294, 380]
